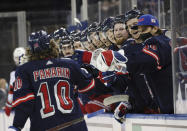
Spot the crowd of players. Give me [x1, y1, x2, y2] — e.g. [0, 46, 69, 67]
[5, 8, 174, 131]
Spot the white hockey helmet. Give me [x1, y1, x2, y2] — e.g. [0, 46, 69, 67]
[13, 47, 27, 66]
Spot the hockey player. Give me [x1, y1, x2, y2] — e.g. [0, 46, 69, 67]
[8, 32, 101, 131]
[4, 47, 27, 116]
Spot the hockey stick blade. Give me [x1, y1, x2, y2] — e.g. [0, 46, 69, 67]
[103, 95, 129, 106]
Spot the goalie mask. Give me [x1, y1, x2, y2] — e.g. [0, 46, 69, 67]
[13, 47, 27, 66]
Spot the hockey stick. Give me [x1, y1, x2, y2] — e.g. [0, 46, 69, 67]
[86, 109, 105, 118]
[103, 95, 129, 106]
[46, 117, 84, 131]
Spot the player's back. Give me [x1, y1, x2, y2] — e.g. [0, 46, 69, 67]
[15, 58, 88, 131]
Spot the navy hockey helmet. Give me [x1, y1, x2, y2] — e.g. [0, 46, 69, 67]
[28, 31, 51, 53]
[114, 14, 126, 24]
[29, 30, 47, 40]
[102, 17, 115, 32]
[87, 22, 98, 33]
[53, 27, 69, 40]
[70, 31, 81, 42]
[28, 30, 47, 53]
[60, 36, 73, 45]
[124, 8, 144, 23]
[80, 29, 88, 42]
[80, 35, 87, 42]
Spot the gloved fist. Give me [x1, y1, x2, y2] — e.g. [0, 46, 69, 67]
[114, 101, 132, 123]
[81, 64, 99, 78]
[72, 50, 92, 64]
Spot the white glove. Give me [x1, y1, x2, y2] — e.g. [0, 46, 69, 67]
[93, 50, 128, 73]
[90, 48, 105, 67]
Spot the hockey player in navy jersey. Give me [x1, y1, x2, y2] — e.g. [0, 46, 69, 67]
[8, 32, 100, 131]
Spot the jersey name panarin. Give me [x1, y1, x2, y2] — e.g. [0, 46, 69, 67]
[33, 67, 70, 82]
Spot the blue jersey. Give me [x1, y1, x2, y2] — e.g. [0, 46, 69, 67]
[125, 35, 173, 113]
[12, 58, 96, 131]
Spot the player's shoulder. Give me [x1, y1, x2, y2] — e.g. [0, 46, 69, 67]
[57, 58, 80, 69]
[15, 61, 33, 73]
[59, 58, 77, 65]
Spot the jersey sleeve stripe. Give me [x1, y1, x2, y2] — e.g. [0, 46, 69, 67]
[142, 48, 162, 69]
[78, 79, 95, 93]
[12, 93, 35, 107]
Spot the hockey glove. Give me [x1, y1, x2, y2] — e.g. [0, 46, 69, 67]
[81, 64, 99, 78]
[114, 101, 132, 123]
[72, 50, 92, 64]
[95, 50, 128, 72]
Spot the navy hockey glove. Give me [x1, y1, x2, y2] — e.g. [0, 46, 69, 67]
[72, 50, 92, 64]
[114, 101, 132, 123]
[81, 64, 99, 78]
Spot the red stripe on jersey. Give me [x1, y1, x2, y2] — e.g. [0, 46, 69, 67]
[12, 93, 35, 107]
[142, 48, 162, 70]
[78, 79, 95, 93]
